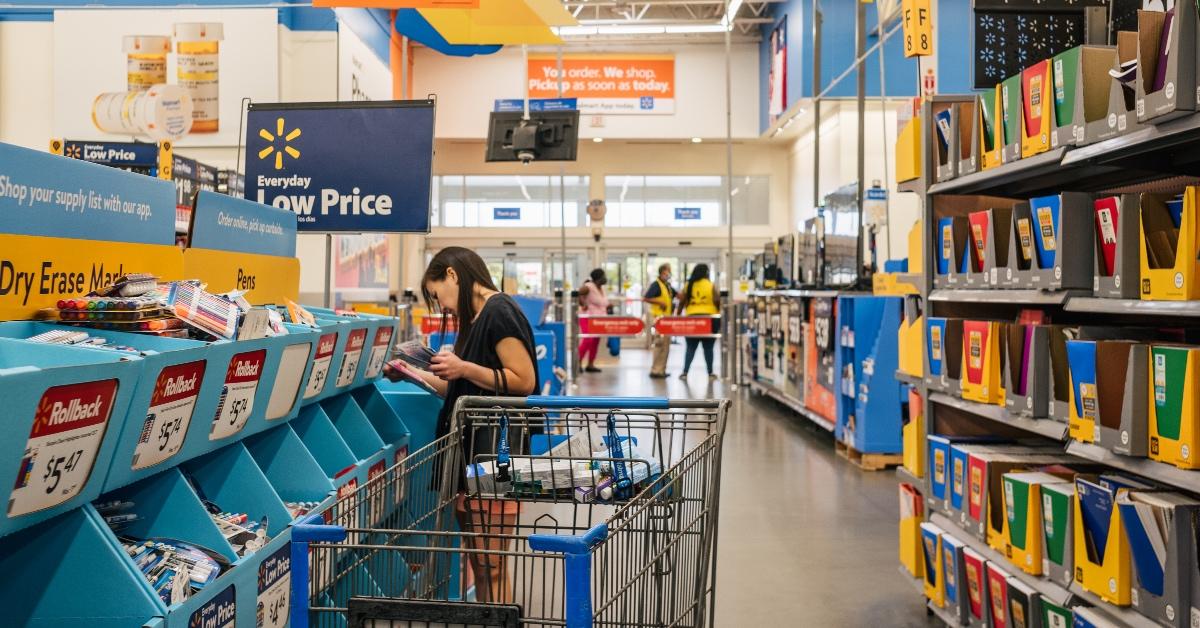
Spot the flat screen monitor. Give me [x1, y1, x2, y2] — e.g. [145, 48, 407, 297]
[485, 111, 580, 163]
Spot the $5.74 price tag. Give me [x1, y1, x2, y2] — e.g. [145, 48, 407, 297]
[256, 545, 291, 628]
[364, 325, 395, 379]
[335, 328, 368, 388]
[211, 350, 267, 441]
[902, 0, 933, 58]
[9, 379, 119, 517]
[133, 361, 206, 470]
[304, 333, 338, 399]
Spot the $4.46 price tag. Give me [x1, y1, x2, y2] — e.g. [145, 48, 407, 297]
[304, 333, 338, 400]
[364, 325, 395, 379]
[9, 379, 119, 517]
[132, 360, 206, 470]
[256, 545, 290, 628]
[211, 350, 267, 441]
[335, 328, 368, 388]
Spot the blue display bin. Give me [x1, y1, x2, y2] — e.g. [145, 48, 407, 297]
[0, 338, 142, 538]
[307, 307, 396, 393]
[320, 393, 394, 526]
[375, 380, 444, 454]
[834, 295, 904, 454]
[245, 423, 336, 519]
[297, 317, 352, 407]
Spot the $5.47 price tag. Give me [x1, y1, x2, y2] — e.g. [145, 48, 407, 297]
[304, 333, 338, 399]
[902, 0, 933, 58]
[132, 361, 206, 470]
[9, 379, 120, 517]
[335, 328, 368, 388]
[211, 350, 267, 441]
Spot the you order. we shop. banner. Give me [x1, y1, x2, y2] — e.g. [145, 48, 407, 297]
[527, 54, 675, 114]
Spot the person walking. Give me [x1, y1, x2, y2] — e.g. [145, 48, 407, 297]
[643, 263, 677, 378]
[678, 263, 720, 381]
[577, 268, 608, 373]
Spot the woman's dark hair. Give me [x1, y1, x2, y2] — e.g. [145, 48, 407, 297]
[589, 268, 607, 286]
[685, 263, 710, 300]
[422, 246, 499, 350]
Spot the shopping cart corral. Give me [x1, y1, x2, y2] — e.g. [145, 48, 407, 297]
[290, 395, 729, 628]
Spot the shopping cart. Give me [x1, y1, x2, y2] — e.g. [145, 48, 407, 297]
[289, 395, 729, 628]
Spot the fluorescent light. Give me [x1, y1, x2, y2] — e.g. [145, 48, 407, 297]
[555, 26, 599, 36]
[557, 23, 728, 36]
[721, 0, 743, 29]
[664, 24, 727, 33]
[591, 25, 666, 35]
[592, 137, 604, 143]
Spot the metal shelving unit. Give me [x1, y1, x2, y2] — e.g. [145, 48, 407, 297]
[895, 464, 923, 490]
[1066, 441, 1200, 494]
[1068, 585, 1161, 628]
[747, 379, 836, 432]
[928, 289, 1079, 305]
[894, 370, 922, 387]
[1065, 297, 1200, 318]
[928, 392, 1070, 442]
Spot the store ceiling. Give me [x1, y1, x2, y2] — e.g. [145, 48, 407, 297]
[554, 0, 769, 42]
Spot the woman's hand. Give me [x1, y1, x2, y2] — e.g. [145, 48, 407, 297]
[430, 351, 471, 380]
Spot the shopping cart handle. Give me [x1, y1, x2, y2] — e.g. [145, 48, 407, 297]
[525, 395, 670, 410]
[528, 523, 609, 554]
[292, 514, 348, 543]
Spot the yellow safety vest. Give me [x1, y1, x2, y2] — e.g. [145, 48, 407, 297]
[650, 279, 673, 317]
[685, 278, 718, 315]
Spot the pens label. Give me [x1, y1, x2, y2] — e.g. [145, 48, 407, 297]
[257, 546, 290, 628]
[133, 361, 206, 470]
[1036, 206, 1057, 251]
[8, 379, 119, 517]
[304, 333, 338, 399]
[364, 325, 395, 379]
[189, 584, 235, 628]
[211, 350, 266, 441]
[335, 328, 368, 388]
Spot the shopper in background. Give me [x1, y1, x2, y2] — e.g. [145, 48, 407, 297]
[384, 245, 538, 604]
[643, 263, 677, 378]
[577, 268, 608, 373]
[677, 263, 720, 381]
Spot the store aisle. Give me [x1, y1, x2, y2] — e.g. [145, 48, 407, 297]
[575, 347, 935, 627]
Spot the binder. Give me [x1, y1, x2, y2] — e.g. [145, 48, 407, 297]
[1030, 195, 1061, 271]
[963, 546, 990, 625]
[987, 561, 1012, 628]
[1094, 196, 1120, 277]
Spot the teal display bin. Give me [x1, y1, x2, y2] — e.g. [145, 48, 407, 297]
[297, 317, 352, 407]
[307, 307, 392, 393]
[320, 392, 395, 528]
[375, 379, 444, 454]
[245, 423, 336, 521]
[353, 384, 413, 464]
[0, 338, 142, 538]
[260, 323, 321, 426]
[834, 295, 904, 454]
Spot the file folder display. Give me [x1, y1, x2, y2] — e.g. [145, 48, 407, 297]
[902, 389, 925, 479]
[1149, 344, 1200, 469]
[1031, 195, 1061, 271]
[1041, 482, 1075, 587]
[1074, 474, 1154, 605]
[1005, 577, 1038, 628]
[1067, 339, 1149, 455]
[943, 533, 967, 624]
[962, 320, 1004, 405]
[922, 522, 947, 607]
[1134, 0, 1198, 123]
[981, 85, 1004, 170]
[1116, 491, 1200, 628]
[1140, 188, 1200, 300]
[1002, 472, 1072, 575]
[1022, 60, 1052, 158]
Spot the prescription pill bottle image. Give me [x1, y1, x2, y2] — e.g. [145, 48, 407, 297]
[123, 35, 170, 92]
[174, 22, 223, 133]
[92, 84, 193, 141]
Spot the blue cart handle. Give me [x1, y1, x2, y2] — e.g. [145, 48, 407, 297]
[529, 524, 609, 628]
[525, 396, 670, 409]
[290, 516, 347, 628]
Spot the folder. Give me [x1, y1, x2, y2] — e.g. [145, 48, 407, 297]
[1042, 598, 1073, 628]
[1023, 63, 1047, 138]
[1015, 213, 1036, 268]
[1041, 482, 1074, 585]
[986, 561, 1011, 628]
[938, 217, 956, 276]
[1117, 490, 1200, 627]
[1149, 344, 1200, 469]
[1003, 471, 1072, 575]
[1152, 9, 1175, 94]
[936, 108, 953, 155]
[970, 210, 991, 273]
[921, 522, 947, 607]
[1094, 196, 1120, 277]
[900, 482, 926, 578]
[962, 320, 1003, 405]
[1067, 339, 1099, 442]
[942, 533, 966, 622]
[962, 546, 989, 624]
[1005, 578, 1038, 628]
[1030, 195, 1061, 270]
[927, 318, 947, 378]
[1075, 474, 1155, 605]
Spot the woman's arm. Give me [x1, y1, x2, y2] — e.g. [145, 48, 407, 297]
[577, 284, 590, 308]
[417, 368, 450, 396]
[429, 337, 537, 395]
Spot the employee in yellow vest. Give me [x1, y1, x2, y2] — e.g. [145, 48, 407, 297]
[642, 263, 677, 379]
[677, 263, 720, 381]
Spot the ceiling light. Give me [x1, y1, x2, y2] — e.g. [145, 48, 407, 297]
[721, 0, 743, 29]
[589, 25, 666, 35]
[691, 137, 702, 143]
[664, 24, 727, 33]
[592, 137, 604, 143]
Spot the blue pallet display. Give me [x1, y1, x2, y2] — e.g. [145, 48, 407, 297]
[0, 338, 142, 538]
[834, 295, 904, 454]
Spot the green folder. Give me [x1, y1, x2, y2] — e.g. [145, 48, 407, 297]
[1004, 473, 1031, 550]
[1041, 482, 1073, 568]
[1002, 75, 1023, 145]
[1041, 598, 1073, 628]
[980, 92, 997, 152]
[1053, 47, 1079, 127]
[1152, 346, 1188, 440]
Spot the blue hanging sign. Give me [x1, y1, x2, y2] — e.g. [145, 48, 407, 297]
[189, 190, 297, 258]
[675, 207, 702, 220]
[494, 207, 521, 220]
[493, 98, 579, 113]
[0, 142, 175, 245]
[244, 100, 436, 233]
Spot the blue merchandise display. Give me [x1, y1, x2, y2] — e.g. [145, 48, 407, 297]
[834, 295, 903, 454]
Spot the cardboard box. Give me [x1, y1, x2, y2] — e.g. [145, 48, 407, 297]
[899, 295, 925, 378]
[943, 533, 969, 625]
[903, 388, 925, 478]
[900, 482, 926, 578]
[1047, 326, 1074, 423]
[1074, 474, 1155, 605]
[1051, 44, 1139, 148]
[1001, 75, 1024, 164]
[981, 87, 1004, 171]
[927, 318, 965, 394]
[1066, 340, 1149, 456]
[1134, 3, 1199, 124]
[967, 452, 1070, 546]
[987, 561, 1013, 628]
[1027, 192, 1096, 291]
[962, 320, 1004, 405]
[1092, 194, 1143, 299]
[969, 207, 1014, 289]
[1002, 472, 1073, 576]
[1149, 344, 1200, 469]
[1021, 60, 1053, 158]
[896, 114, 923, 183]
[1140, 189, 1200, 300]
[1003, 324, 1060, 419]
[1041, 482, 1076, 589]
[937, 215, 972, 289]
[1005, 577, 1041, 628]
[1004, 202, 1037, 288]
[922, 522, 948, 607]
[1117, 491, 1200, 628]
[959, 99, 981, 177]
[963, 546, 992, 627]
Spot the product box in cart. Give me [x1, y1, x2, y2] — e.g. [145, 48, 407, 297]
[1117, 491, 1200, 628]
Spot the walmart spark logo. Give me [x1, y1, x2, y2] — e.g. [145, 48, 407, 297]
[258, 117, 301, 170]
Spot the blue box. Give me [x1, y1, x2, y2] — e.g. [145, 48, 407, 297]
[307, 308, 398, 392]
[0, 338, 141, 538]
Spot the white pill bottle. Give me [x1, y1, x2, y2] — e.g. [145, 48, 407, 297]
[174, 22, 224, 133]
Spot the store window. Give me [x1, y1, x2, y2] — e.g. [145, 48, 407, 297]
[432, 175, 588, 227]
[601, 175, 770, 227]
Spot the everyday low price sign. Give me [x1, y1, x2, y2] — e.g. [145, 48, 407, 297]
[244, 100, 436, 233]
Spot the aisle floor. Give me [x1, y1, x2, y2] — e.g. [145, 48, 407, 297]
[575, 346, 936, 627]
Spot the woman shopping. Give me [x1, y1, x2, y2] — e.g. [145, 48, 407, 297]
[577, 268, 609, 373]
[677, 263, 720, 381]
[382, 246, 539, 603]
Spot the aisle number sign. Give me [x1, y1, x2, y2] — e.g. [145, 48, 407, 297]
[902, 0, 933, 58]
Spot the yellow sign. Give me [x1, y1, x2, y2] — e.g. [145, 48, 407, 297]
[901, 0, 933, 58]
[183, 248, 299, 305]
[257, 117, 302, 171]
[0, 234, 183, 321]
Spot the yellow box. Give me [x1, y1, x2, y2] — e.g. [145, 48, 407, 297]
[920, 522, 946, 607]
[980, 86, 1003, 170]
[903, 389, 925, 478]
[1001, 472, 1072, 576]
[899, 312, 925, 378]
[900, 483, 925, 577]
[896, 115, 923, 183]
[1148, 344, 1200, 469]
[1073, 475, 1137, 606]
[1020, 60, 1053, 158]
[908, 219, 924, 275]
[961, 320, 1003, 405]
[1140, 188, 1200, 300]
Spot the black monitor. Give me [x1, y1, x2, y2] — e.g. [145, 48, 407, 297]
[485, 111, 580, 164]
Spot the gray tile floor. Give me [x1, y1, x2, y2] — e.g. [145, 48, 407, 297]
[575, 345, 937, 627]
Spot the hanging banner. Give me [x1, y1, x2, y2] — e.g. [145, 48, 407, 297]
[527, 54, 674, 115]
[244, 100, 435, 233]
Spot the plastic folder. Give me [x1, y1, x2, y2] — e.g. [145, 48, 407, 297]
[1094, 196, 1120, 276]
[1152, 346, 1187, 441]
[1167, 197, 1184, 229]
[963, 546, 987, 622]
[927, 318, 947, 377]
[1053, 49, 1078, 127]
[969, 211, 990, 273]
[987, 561, 1011, 628]
[1067, 340, 1098, 423]
[1030, 195, 1061, 269]
[1018, 325, 1034, 396]
[1042, 483, 1073, 570]
[1023, 66, 1045, 138]
[1152, 8, 1176, 93]
[936, 109, 953, 154]
[942, 534, 962, 607]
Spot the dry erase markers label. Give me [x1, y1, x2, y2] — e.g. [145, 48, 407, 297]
[133, 360, 206, 470]
[256, 546, 290, 628]
[368, 459, 387, 524]
[266, 342, 312, 420]
[9, 379, 119, 517]
[304, 333, 338, 399]
[211, 349, 266, 440]
[364, 325, 394, 379]
[335, 328, 368, 388]
[1036, 206, 1057, 251]
[1098, 208, 1117, 245]
[189, 584, 235, 628]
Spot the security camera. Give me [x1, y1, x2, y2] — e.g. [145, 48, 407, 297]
[518, 150, 535, 165]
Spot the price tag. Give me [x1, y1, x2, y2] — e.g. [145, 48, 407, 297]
[367, 460, 387, 525]
[901, 0, 933, 58]
[335, 328, 368, 388]
[303, 333, 338, 399]
[211, 350, 266, 440]
[191, 584, 236, 628]
[334, 478, 360, 529]
[256, 545, 290, 628]
[393, 445, 409, 504]
[132, 361, 206, 470]
[364, 325, 395, 379]
[8, 379, 119, 517]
